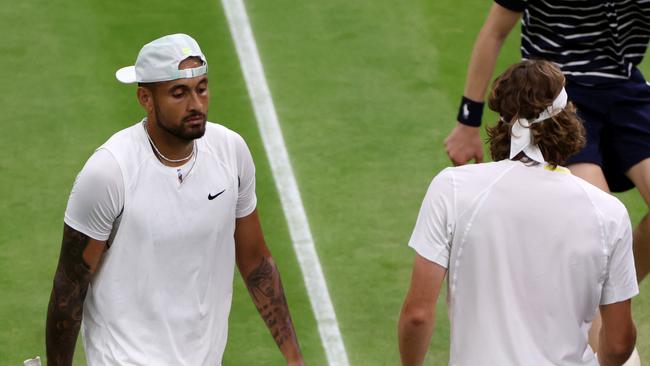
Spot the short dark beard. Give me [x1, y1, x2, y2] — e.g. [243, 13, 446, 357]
[153, 102, 206, 141]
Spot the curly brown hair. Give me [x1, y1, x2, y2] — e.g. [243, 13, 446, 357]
[486, 59, 586, 168]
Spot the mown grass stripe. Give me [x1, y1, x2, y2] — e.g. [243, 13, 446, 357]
[220, 0, 350, 364]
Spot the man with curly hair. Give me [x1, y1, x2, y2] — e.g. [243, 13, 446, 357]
[400, 60, 638, 365]
[444, 1, 650, 287]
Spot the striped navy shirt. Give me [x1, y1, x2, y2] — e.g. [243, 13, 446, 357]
[496, 0, 650, 84]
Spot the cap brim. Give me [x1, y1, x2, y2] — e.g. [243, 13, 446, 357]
[116, 66, 137, 84]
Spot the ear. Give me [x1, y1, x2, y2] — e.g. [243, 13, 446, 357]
[137, 86, 154, 114]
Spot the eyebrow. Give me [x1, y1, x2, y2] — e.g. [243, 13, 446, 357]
[167, 77, 208, 93]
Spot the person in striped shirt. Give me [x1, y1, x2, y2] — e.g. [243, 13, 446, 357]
[443, 0, 649, 362]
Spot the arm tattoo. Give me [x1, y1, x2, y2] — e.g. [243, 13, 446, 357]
[46, 224, 93, 366]
[246, 257, 299, 350]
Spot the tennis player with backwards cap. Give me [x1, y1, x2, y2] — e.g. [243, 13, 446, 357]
[45, 33, 305, 366]
[399, 60, 638, 366]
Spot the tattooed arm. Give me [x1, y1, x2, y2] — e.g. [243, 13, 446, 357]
[46, 224, 106, 366]
[235, 209, 304, 365]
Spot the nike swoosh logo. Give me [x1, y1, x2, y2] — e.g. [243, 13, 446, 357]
[208, 189, 226, 200]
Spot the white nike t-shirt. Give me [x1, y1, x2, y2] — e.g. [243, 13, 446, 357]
[64, 121, 256, 366]
[409, 159, 638, 366]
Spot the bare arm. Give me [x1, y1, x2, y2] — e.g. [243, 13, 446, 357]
[235, 209, 304, 365]
[597, 299, 636, 366]
[46, 224, 106, 366]
[398, 254, 447, 366]
[444, 3, 521, 165]
[463, 3, 520, 102]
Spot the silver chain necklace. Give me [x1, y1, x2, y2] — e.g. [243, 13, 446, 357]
[142, 119, 195, 163]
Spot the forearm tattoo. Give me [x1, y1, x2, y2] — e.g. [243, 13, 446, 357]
[46, 224, 93, 366]
[246, 257, 299, 349]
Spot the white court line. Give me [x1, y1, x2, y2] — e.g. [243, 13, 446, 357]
[220, 1, 350, 365]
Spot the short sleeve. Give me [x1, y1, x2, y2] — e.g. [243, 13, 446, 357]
[233, 134, 257, 218]
[408, 169, 456, 268]
[64, 148, 124, 241]
[600, 211, 639, 305]
[495, 0, 526, 12]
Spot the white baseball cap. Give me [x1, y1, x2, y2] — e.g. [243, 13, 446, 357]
[115, 33, 208, 84]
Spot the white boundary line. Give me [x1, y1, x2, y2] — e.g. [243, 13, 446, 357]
[220, 1, 350, 365]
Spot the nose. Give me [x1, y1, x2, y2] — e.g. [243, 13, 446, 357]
[187, 90, 204, 113]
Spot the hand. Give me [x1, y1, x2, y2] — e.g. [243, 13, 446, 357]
[444, 123, 484, 166]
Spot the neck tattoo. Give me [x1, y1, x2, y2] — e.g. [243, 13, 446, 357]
[143, 119, 195, 163]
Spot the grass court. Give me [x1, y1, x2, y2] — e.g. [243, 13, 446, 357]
[1, 0, 649, 364]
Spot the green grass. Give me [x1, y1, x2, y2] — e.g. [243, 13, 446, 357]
[245, 0, 650, 363]
[1, 0, 649, 365]
[0, 0, 324, 364]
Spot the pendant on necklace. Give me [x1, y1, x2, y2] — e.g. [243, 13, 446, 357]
[177, 168, 183, 183]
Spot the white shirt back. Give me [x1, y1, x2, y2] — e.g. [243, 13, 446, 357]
[409, 160, 638, 365]
[64, 121, 257, 366]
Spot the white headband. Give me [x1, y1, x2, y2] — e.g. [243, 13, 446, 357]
[508, 87, 568, 163]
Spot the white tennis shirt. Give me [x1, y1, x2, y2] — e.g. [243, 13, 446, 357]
[64, 121, 257, 365]
[409, 159, 638, 365]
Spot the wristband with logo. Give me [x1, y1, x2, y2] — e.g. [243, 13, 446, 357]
[457, 96, 484, 127]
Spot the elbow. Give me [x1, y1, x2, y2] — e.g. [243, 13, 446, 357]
[611, 338, 637, 363]
[51, 270, 66, 291]
[51, 270, 75, 296]
[603, 327, 637, 364]
[489, 32, 509, 50]
[605, 346, 636, 365]
[50, 268, 91, 309]
[477, 25, 509, 48]
[400, 306, 435, 330]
